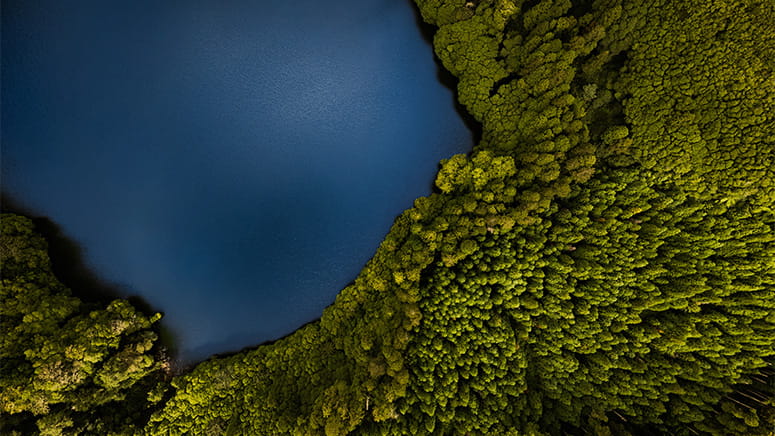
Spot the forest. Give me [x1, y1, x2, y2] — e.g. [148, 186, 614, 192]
[1, 0, 774, 434]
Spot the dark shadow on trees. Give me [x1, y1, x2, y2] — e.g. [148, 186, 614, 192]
[407, 0, 483, 148]
[2, 192, 126, 302]
[0, 191, 180, 358]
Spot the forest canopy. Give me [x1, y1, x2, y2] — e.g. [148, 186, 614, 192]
[0, 215, 169, 435]
[2, 0, 774, 435]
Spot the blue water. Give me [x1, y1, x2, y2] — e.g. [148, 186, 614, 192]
[1, 0, 471, 361]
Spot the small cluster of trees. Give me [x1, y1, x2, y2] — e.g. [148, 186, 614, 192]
[0, 215, 169, 435]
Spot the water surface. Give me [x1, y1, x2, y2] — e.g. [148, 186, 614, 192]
[2, 0, 471, 361]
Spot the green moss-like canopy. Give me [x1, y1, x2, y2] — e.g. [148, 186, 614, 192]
[2, 0, 773, 435]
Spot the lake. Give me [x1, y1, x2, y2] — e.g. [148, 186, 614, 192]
[1, 0, 472, 361]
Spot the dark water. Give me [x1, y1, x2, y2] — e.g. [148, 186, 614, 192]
[1, 0, 471, 361]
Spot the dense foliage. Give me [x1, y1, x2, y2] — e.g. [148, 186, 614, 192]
[145, 0, 774, 434]
[3, 0, 774, 434]
[0, 215, 169, 435]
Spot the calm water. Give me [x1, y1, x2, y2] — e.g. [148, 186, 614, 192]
[1, 0, 471, 361]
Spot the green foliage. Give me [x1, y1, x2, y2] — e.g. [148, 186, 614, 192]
[148, 0, 773, 434]
[0, 214, 169, 435]
[608, 0, 775, 210]
[435, 151, 516, 193]
[5, 0, 775, 434]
